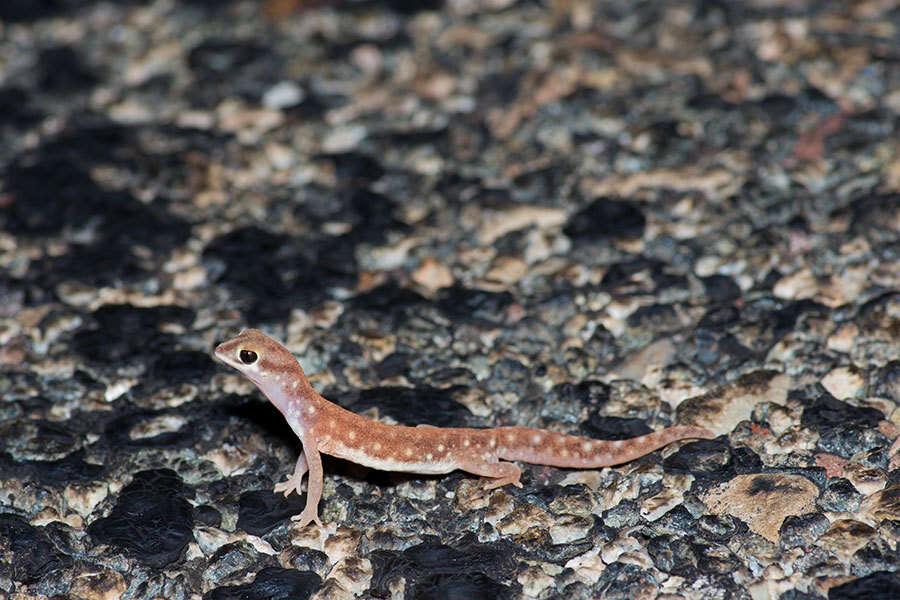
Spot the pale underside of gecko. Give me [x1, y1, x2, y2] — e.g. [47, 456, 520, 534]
[214, 329, 714, 527]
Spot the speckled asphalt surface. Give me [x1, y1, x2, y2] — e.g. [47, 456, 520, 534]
[1, 1, 900, 599]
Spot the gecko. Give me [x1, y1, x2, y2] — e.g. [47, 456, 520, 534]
[214, 329, 715, 527]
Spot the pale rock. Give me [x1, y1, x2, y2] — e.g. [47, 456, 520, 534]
[616, 338, 677, 385]
[322, 124, 367, 153]
[860, 485, 900, 523]
[262, 80, 305, 109]
[482, 255, 528, 287]
[496, 503, 551, 536]
[677, 370, 791, 436]
[411, 257, 454, 292]
[821, 365, 866, 399]
[565, 549, 605, 585]
[518, 565, 556, 598]
[701, 473, 818, 542]
[826, 323, 858, 353]
[68, 570, 127, 600]
[477, 205, 567, 245]
[63, 481, 109, 518]
[816, 519, 876, 559]
[548, 513, 593, 544]
[773, 268, 819, 300]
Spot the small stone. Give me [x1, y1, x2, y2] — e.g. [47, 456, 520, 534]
[818, 477, 863, 512]
[640, 474, 692, 521]
[843, 462, 887, 496]
[547, 514, 593, 544]
[496, 504, 551, 536]
[616, 338, 677, 385]
[779, 512, 829, 549]
[818, 425, 888, 458]
[821, 365, 867, 400]
[68, 570, 127, 600]
[826, 323, 858, 353]
[411, 257, 454, 293]
[322, 124, 367, 153]
[262, 80, 305, 109]
[817, 519, 877, 560]
[482, 255, 527, 287]
[63, 481, 109, 518]
[860, 485, 900, 523]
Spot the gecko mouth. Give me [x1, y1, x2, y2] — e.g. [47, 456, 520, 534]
[212, 343, 238, 368]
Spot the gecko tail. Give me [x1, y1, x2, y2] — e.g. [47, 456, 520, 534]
[495, 425, 715, 468]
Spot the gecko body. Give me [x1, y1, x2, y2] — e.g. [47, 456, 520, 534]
[214, 329, 714, 527]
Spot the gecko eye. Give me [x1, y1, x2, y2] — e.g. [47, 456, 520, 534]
[239, 350, 258, 364]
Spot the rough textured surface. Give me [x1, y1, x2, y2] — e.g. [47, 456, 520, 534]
[1, 1, 899, 598]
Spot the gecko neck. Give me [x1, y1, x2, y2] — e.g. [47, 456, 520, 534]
[253, 365, 321, 438]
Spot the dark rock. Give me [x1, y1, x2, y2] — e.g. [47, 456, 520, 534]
[194, 505, 222, 527]
[590, 561, 660, 598]
[698, 304, 741, 329]
[564, 198, 646, 241]
[780, 513, 830, 549]
[851, 538, 900, 578]
[693, 540, 741, 575]
[88, 469, 194, 567]
[436, 285, 514, 325]
[72, 304, 194, 364]
[664, 439, 763, 483]
[339, 386, 473, 428]
[204, 566, 321, 600]
[369, 537, 519, 599]
[800, 390, 883, 430]
[697, 514, 747, 542]
[0, 514, 74, 584]
[237, 490, 307, 537]
[582, 416, 652, 441]
[828, 570, 900, 600]
[486, 357, 532, 395]
[818, 478, 863, 513]
[37, 45, 99, 92]
[818, 426, 889, 459]
[104, 409, 197, 449]
[0, 450, 103, 487]
[647, 534, 697, 577]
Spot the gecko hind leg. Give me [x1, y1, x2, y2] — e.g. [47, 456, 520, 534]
[274, 453, 308, 497]
[462, 460, 523, 490]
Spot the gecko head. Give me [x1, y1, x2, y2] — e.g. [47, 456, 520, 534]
[213, 329, 302, 392]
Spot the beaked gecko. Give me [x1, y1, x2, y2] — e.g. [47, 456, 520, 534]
[214, 329, 714, 527]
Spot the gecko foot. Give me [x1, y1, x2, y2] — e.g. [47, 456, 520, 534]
[483, 475, 523, 490]
[274, 454, 308, 497]
[274, 474, 303, 497]
[291, 508, 324, 528]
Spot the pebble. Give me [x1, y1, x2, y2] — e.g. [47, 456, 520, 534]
[262, 80, 305, 109]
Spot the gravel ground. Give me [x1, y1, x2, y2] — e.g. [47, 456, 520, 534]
[1, 1, 900, 599]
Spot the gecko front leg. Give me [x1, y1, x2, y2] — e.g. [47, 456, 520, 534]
[291, 436, 324, 527]
[274, 452, 308, 497]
